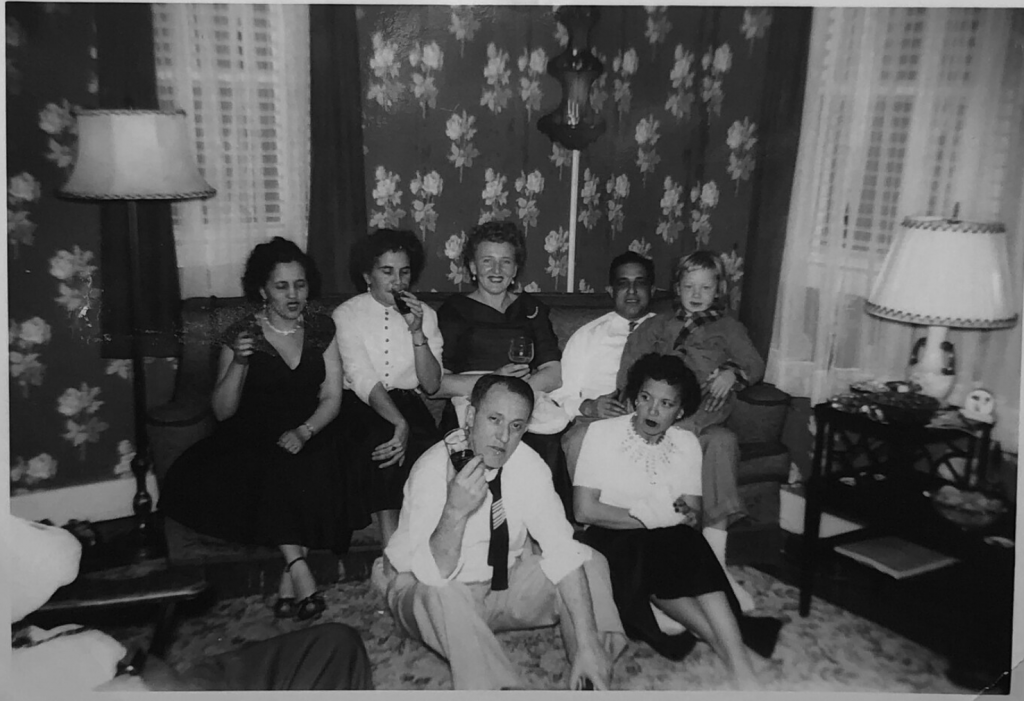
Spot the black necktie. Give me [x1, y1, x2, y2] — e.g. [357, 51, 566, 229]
[628, 320, 638, 333]
[487, 468, 509, 591]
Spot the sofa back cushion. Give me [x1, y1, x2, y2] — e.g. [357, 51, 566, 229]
[174, 291, 677, 402]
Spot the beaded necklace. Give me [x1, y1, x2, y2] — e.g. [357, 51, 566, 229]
[623, 416, 677, 486]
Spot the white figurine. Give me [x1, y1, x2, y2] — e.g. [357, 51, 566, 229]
[960, 388, 995, 424]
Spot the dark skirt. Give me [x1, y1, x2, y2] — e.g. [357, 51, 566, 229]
[339, 388, 441, 523]
[577, 523, 740, 651]
[159, 420, 354, 553]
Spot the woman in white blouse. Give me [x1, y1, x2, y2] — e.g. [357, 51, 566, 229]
[573, 353, 777, 690]
[333, 230, 443, 551]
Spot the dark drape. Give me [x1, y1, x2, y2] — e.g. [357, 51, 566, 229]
[95, 3, 181, 358]
[740, 8, 814, 358]
[307, 4, 368, 295]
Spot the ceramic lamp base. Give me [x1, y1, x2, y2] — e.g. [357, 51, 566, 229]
[907, 326, 956, 401]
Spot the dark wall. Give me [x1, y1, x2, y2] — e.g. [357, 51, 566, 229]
[357, 5, 781, 303]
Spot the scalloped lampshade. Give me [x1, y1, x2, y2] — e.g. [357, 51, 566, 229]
[867, 216, 1018, 329]
[58, 109, 214, 201]
[866, 215, 1019, 400]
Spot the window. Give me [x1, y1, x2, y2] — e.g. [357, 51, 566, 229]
[152, 4, 310, 297]
[768, 8, 1023, 448]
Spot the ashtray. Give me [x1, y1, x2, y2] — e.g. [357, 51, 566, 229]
[927, 485, 1008, 530]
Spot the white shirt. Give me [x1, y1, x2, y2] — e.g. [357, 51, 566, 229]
[332, 292, 443, 404]
[385, 440, 591, 587]
[574, 414, 703, 510]
[551, 310, 655, 418]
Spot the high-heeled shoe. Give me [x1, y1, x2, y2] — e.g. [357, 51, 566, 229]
[286, 556, 326, 622]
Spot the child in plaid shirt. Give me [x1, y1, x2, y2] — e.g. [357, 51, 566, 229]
[615, 250, 764, 611]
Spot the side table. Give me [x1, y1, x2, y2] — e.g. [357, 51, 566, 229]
[798, 402, 1011, 690]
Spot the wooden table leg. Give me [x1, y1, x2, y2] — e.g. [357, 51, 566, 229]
[149, 600, 179, 659]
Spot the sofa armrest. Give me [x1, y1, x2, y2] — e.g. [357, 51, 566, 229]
[726, 382, 792, 445]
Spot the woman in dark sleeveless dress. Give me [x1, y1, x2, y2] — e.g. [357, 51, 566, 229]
[160, 237, 346, 621]
[435, 220, 570, 511]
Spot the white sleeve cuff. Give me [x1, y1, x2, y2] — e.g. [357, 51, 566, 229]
[409, 544, 464, 587]
[538, 540, 591, 585]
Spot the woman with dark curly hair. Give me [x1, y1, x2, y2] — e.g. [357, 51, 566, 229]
[332, 229, 442, 564]
[572, 353, 781, 687]
[434, 221, 570, 508]
[160, 237, 346, 622]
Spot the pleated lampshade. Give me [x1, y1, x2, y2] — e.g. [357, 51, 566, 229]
[866, 216, 1019, 330]
[58, 109, 215, 201]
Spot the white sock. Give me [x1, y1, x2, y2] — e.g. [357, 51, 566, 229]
[703, 526, 756, 613]
[650, 602, 687, 635]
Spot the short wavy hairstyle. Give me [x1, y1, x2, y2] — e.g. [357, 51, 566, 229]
[608, 250, 655, 286]
[469, 373, 535, 416]
[462, 220, 528, 275]
[349, 229, 426, 292]
[241, 237, 322, 302]
[672, 250, 728, 302]
[624, 353, 701, 419]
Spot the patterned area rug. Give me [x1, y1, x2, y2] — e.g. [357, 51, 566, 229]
[123, 565, 967, 692]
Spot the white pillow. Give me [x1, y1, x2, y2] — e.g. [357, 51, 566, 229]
[6, 514, 82, 622]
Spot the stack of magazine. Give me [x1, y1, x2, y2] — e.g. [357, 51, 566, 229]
[834, 536, 959, 579]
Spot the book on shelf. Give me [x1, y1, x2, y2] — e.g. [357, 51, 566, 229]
[834, 536, 959, 580]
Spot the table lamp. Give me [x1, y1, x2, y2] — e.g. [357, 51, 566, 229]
[865, 215, 1018, 401]
[58, 109, 215, 560]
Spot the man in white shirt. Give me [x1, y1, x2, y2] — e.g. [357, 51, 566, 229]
[553, 251, 656, 479]
[383, 374, 627, 690]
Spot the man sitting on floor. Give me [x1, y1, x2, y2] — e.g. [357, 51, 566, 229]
[382, 374, 628, 690]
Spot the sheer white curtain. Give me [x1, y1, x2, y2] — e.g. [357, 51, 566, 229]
[767, 8, 1024, 450]
[152, 4, 310, 297]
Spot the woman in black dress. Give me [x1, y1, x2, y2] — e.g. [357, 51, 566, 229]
[435, 221, 570, 509]
[159, 237, 345, 621]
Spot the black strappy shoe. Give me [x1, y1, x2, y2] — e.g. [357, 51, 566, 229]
[286, 556, 327, 622]
[296, 590, 326, 621]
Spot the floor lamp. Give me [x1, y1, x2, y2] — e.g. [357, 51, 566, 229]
[58, 109, 215, 561]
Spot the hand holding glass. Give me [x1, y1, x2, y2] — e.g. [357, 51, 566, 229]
[508, 336, 535, 365]
[444, 428, 475, 472]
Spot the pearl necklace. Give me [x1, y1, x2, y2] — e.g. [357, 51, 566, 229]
[261, 311, 303, 336]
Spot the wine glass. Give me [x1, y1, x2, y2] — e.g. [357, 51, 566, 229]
[443, 428, 475, 472]
[508, 336, 534, 365]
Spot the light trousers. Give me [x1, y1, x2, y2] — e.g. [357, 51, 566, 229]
[385, 548, 627, 690]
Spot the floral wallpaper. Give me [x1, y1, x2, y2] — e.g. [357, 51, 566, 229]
[357, 5, 775, 300]
[7, 4, 175, 497]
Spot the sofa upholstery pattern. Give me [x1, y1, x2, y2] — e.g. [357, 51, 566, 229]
[149, 292, 791, 566]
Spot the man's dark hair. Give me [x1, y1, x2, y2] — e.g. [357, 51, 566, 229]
[469, 374, 535, 416]
[241, 236, 322, 302]
[349, 229, 426, 292]
[463, 220, 528, 273]
[624, 353, 701, 418]
[607, 250, 655, 287]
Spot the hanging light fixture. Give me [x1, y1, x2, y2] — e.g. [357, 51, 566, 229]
[537, 6, 605, 152]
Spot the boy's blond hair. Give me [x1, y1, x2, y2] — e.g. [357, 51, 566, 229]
[673, 250, 729, 302]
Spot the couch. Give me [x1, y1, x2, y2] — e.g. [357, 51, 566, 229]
[148, 292, 791, 575]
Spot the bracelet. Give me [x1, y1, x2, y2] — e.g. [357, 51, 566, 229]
[302, 422, 316, 437]
[413, 340, 428, 347]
